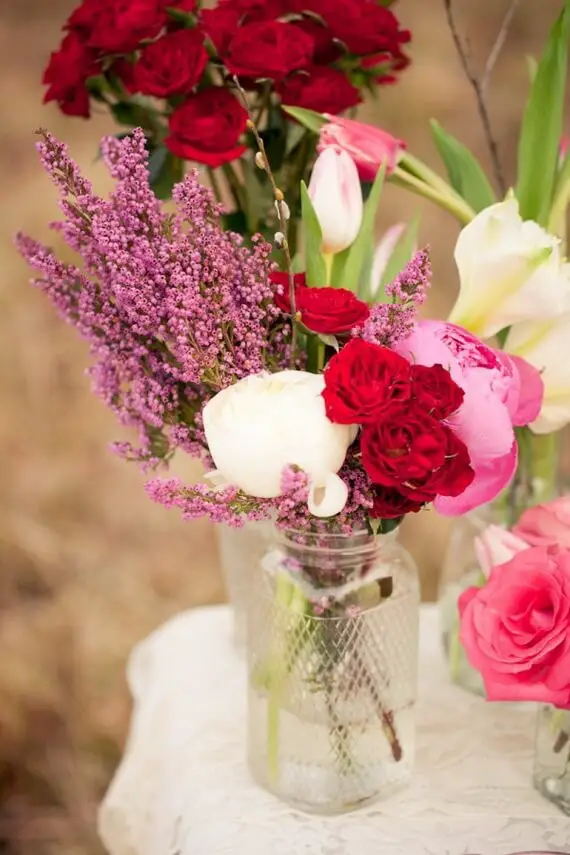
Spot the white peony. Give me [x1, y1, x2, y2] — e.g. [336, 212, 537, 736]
[202, 371, 355, 518]
[448, 197, 570, 338]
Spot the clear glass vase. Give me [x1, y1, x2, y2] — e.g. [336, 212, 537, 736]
[217, 521, 274, 648]
[247, 528, 420, 815]
[533, 704, 570, 816]
[439, 429, 560, 696]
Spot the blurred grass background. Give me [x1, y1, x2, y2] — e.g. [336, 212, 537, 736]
[1, 1, 568, 852]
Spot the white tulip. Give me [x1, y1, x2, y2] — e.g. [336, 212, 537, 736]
[505, 313, 570, 433]
[202, 371, 355, 518]
[308, 148, 363, 257]
[369, 223, 408, 299]
[448, 197, 570, 338]
[475, 524, 529, 578]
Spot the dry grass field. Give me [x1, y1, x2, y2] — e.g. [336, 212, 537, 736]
[0, 1, 568, 853]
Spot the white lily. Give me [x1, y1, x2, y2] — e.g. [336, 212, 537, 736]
[448, 197, 570, 338]
[505, 312, 570, 433]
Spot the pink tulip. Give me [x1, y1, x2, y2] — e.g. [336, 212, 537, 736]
[318, 114, 405, 182]
[514, 497, 570, 548]
[560, 135, 570, 162]
[474, 524, 529, 578]
[395, 320, 544, 515]
[307, 147, 363, 254]
[459, 545, 570, 707]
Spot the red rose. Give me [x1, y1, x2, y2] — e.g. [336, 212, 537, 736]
[132, 30, 208, 98]
[371, 487, 425, 520]
[296, 288, 370, 335]
[292, 17, 341, 64]
[278, 67, 361, 115]
[322, 339, 411, 425]
[224, 22, 314, 82]
[43, 31, 100, 118]
[361, 406, 474, 502]
[294, 1, 410, 58]
[270, 271, 307, 313]
[165, 88, 247, 167]
[87, 0, 166, 54]
[162, 0, 196, 11]
[411, 363, 464, 420]
[65, 0, 101, 35]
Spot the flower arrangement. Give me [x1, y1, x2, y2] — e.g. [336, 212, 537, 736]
[42, 0, 411, 242]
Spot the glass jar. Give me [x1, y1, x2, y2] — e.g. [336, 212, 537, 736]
[438, 430, 560, 695]
[247, 528, 420, 815]
[217, 521, 274, 648]
[533, 704, 570, 816]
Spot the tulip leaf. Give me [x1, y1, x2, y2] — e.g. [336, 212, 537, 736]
[430, 120, 496, 212]
[300, 181, 327, 287]
[282, 105, 328, 135]
[373, 214, 421, 304]
[333, 165, 386, 295]
[515, 0, 570, 226]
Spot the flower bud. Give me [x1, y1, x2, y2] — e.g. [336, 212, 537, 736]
[308, 148, 363, 256]
[318, 114, 405, 182]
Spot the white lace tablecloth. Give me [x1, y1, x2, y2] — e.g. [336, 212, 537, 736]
[98, 605, 570, 855]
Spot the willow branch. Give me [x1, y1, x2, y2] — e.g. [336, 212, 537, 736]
[443, 0, 520, 196]
[231, 75, 298, 365]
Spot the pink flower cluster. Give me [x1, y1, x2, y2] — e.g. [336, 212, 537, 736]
[460, 497, 570, 709]
[16, 128, 290, 468]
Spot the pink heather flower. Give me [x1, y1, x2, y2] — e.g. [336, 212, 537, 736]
[459, 545, 570, 707]
[16, 128, 291, 469]
[513, 497, 570, 549]
[318, 114, 405, 181]
[395, 320, 544, 515]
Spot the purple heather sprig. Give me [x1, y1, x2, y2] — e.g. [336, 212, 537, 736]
[16, 128, 292, 467]
[360, 247, 432, 347]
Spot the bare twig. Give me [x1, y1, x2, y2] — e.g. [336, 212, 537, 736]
[231, 75, 298, 366]
[443, 0, 520, 196]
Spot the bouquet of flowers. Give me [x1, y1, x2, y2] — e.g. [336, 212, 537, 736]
[42, 0, 411, 244]
[459, 500, 570, 815]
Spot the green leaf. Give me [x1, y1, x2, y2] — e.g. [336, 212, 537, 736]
[300, 181, 327, 287]
[285, 122, 308, 157]
[149, 148, 183, 200]
[372, 214, 421, 304]
[282, 105, 328, 135]
[222, 210, 248, 236]
[430, 120, 496, 212]
[317, 333, 339, 352]
[526, 55, 538, 83]
[334, 165, 385, 294]
[515, 1, 570, 225]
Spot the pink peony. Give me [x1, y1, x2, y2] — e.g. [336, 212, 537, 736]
[514, 497, 570, 549]
[395, 320, 544, 515]
[459, 545, 570, 708]
[475, 524, 529, 577]
[318, 114, 405, 181]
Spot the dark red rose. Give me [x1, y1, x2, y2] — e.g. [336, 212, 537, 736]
[65, 0, 101, 35]
[371, 487, 425, 519]
[278, 67, 361, 115]
[293, 1, 410, 58]
[131, 29, 208, 98]
[419, 429, 474, 500]
[296, 288, 370, 335]
[270, 271, 307, 313]
[111, 58, 138, 93]
[200, 1, 292, 55]
[224, 22, 314, 82]
[361, 48, 411, 85]
[292, 17, 341, 64]
[411, 363, 464, 420]
[43, 31, 100, 118]
[165, 88, 247, 167]
[162, 0, 196, 11]
[322, 339, 411, 425]
[361, 405, 448, 494]
[87, 0, 166, 54]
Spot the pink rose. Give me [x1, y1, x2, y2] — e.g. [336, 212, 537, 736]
[475, 524, 529, 577]
[395, 320, 544, 515]
[318, 115, 405, 181]
[459, 545, 570, 707]
[514, 497, 570, 549]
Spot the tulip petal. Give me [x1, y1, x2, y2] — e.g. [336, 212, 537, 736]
[308, 472, 349, 518]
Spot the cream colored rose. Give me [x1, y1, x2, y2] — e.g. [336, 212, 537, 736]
[202, 371, 355, 517]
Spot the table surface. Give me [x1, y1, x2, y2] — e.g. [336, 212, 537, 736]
[98, 605, 570, 855]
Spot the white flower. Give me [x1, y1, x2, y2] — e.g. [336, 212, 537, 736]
[202, 371, 355, 517]
[369, 223, 408, 299]
[475, 524, 529, 578]
[448, 197, 570, 338]
[308, 148, 363, 256]
[505, 312, 570, 433]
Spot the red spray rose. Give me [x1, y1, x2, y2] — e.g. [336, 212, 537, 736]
[43, 31, 100, 118]
[270, 272, 307, 313]
[371, 487, 425, 519]
[200, 0, 291, 55]
[87, 0, 166, 54]
[278, 67, 361, 115]
[165, 88, 247, 167]
[322, 339, 411, 424]
[410, 363, 464, 420]
[224, 21, 315, 81]
[132, 29, 208, 98]
[292, 17, 341, 64]
[162, 0, 196, 11]
[296, 288, 370, 335]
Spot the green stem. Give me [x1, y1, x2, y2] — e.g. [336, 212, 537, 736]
[400, 152, 465, 200]
[221, 162, 246, 211]
[306, 336, 325, 373]
[390, 168, 476, 225]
